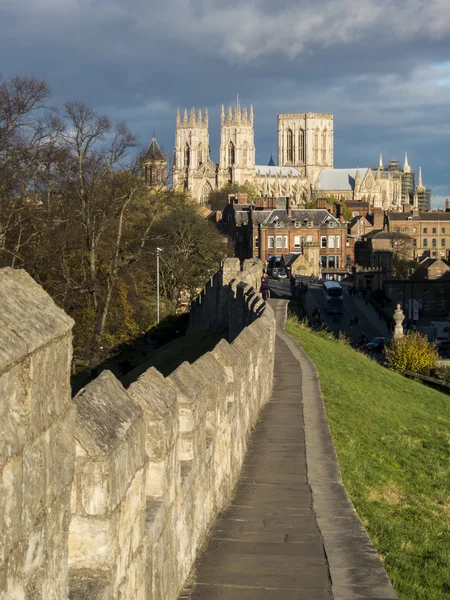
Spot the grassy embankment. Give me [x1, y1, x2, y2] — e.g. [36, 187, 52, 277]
[285, 319, 450, 600]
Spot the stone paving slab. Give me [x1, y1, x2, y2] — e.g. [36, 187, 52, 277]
[178, 299, 398, 600]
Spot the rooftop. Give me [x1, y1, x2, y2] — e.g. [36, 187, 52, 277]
[318, 168, 369, 191]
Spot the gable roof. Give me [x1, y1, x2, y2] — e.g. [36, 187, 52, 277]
[318, 168, 370, 191]
[143, 137, 165, 162]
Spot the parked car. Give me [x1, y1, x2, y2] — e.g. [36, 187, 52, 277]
[272, 267, 287, 280]
[365, 337, 385, 353]
[436, 339, 450, 358]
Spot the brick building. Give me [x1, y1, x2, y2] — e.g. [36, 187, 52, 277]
[386, 210, 450, 260]
[220, 196, 349, 279]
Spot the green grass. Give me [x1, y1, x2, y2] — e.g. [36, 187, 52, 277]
[121, 330, 225, 388]
[285, 318, 450, 600]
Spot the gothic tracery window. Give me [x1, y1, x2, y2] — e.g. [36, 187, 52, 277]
[242, 142, 248, 167]
[322, 129, 327, 162]
[314, 128, 319, 162]
[286, 129, 293, 163]
[184, 143, 190, 168]
[299, 129, 305, 163]
[228, 141, 235, 166]
[198, 143, 203, 166]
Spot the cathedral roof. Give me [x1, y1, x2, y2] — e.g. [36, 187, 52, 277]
[318, 168, 370, 191]
[255, 165, 302, 177]
[143, 137, 165, 162]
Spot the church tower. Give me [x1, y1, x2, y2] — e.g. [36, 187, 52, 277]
[173, 107, 210, 193]
[277, 112, 333, 186]
[218, 102, 255, 188]
[142, 136, 167, 187]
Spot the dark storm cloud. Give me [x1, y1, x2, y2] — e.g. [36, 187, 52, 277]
[1, 0, 450, 205]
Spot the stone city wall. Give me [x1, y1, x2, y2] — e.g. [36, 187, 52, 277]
[0, 258, 275, 599]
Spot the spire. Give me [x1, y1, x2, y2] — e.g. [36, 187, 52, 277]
[403, 152, 411, 174]
[379, 153, 383, 169]
[227, 106, 232, 120]
[183, 109, 188, 123]
[250, 104, 254, 123]
[243, 106, 248, 121]
[418, 166, 423, 188]
[205, 107, 209, 125]
[355, 168, 361, 184]
[190, 107, 195, 124]
[176, 107, 180, 125]
[198, 109, 202, 123]
[221, 104, 224, 122]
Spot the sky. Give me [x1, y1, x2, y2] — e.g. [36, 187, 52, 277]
[1, 0, 450, 208]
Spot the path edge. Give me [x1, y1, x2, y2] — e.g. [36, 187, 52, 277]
[273, 299, 399, 600]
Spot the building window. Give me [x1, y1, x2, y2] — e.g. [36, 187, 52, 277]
[413, 239, 417, 246]
[299, 129, 305, 163]
[242, 142, 248, 167]
[198, 143, 203, 166]
[432, 251, 437, 258]
[432, 227, 436, 234]
[276, 236, 283, 249]
[432, 238, 437, 247]
[268, 236, 274, 249]
[294, 235, 301, 248]
[403, 227, 408, 233]
[412, 227, 417, 233]
[314, 128, 319, 162]
[336, 235, 340, 248]
[306, 235, 313, 243]
[328, 236, 335, 248]
[423, 227, 428, 233]
[321, 256, 327, 268]
[395, 227, 400, 232]
[228, 141, 235, 166]
[254, 237, 259, 249]
[442, 238, 446, 247]
[322, 129, 327, 161]
[423, 239, 428, 247]
[442, 228, 446, 234]
[321, 236, 327, 248]
[284, 236, 289, 249]
[184, 143, 190, 167]
[286, 129, 293, 163]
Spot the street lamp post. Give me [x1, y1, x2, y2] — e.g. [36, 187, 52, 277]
[156, 247, 162, 324]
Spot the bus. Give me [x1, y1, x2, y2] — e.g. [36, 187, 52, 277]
[323, 280, 344, 314]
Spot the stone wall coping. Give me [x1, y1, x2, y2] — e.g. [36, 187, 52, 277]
[0, 268, 74, 373]
[73, 370, 143, 456]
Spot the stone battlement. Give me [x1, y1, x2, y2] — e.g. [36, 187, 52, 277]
[0, 259, 275, 599]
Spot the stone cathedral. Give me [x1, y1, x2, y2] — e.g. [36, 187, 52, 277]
[142, 104, 429, 211]
[172, 104, 333, 205]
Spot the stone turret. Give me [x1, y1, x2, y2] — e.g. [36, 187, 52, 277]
[142, 136, 167, 188]
[219, 101, 255, 187]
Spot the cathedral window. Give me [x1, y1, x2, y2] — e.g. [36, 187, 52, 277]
[228, 141, 235, 166]
[286, 129, 293, 163]
[314, 128, 319, 162]
[322, 129, 327, 162]
[184, 143, 190, 168]
[198, 143, 203, 166]
[299, 129, 305, 163]
[242, 143, 248, 166]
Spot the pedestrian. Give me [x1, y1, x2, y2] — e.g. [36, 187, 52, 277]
[260, 274, 270, 301]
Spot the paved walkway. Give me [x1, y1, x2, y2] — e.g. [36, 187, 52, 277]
[180, 300, 398, 600]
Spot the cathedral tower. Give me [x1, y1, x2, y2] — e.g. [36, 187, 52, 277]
[173, 107, 210, 193]
[218, 102, 255, 188]
[277, 112, 333, 186]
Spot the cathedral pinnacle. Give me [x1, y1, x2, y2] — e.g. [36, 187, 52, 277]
[183, 109, 188, 123]
[176, 107, 180, 124]
[221, 105, 225, 122]
[250, 104, 254, 123]
[190, 107, 196, 124]
[379, 153, 383, 169]
[205, 107, 209, 125]
[418, 166, 424, 188]
[403, 152, 411, 174]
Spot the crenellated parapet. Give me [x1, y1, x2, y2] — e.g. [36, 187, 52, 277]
[0, 259, 275, 600]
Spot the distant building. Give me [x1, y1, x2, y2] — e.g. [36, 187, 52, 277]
[387, 211, 450, 260]
[142, 137, 167, 187]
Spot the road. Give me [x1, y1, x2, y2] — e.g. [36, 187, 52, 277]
[269, 276, 390, 349]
